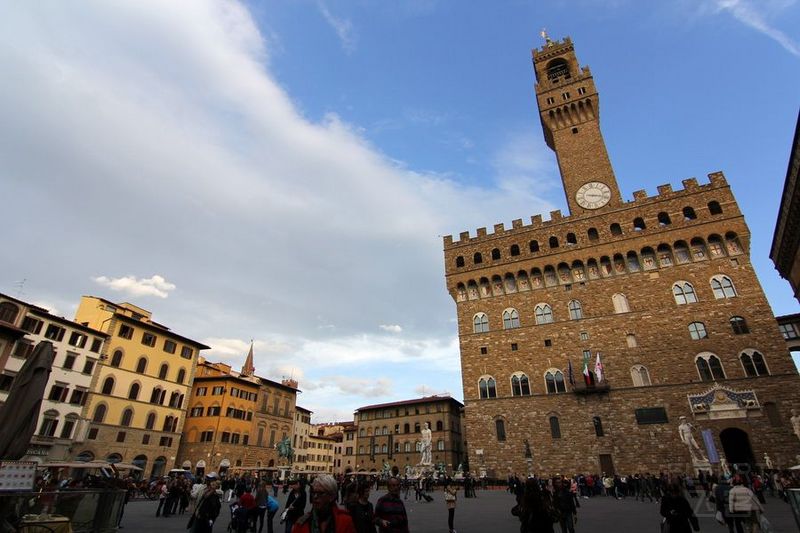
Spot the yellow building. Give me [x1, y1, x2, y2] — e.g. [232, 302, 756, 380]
[305, 433, 336, 474]
[72, 296, 209, 477]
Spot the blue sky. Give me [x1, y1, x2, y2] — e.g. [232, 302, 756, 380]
[1, 0, 799, 422]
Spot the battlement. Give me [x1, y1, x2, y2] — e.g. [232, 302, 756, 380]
[532, 36, 573, 61]
[442, 172, 729, 248]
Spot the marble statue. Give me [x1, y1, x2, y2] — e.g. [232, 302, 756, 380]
[764, 453, 773, 470]
[419, 422, 432, 465]
[678, 416, 708, 462]
[720, 456, 731, 477]
[791, 409, 800, 441]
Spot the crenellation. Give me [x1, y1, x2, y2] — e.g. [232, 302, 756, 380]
[493, 223, 505, 234]
[476, 227, 487, 237]
[512, 218, 523, 229]
[459, 231, 470, 241]
[531, 214, 543, 225]
[708, 171, 727, 185]
[550, 209, 563, 221]
[632, 190, 647, 200]
[657, 184, 673, 195]
[443, 235, 453, 246]
[682, 177, 699, 189]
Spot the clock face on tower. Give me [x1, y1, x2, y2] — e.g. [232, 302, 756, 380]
[576, 181, 611, 209]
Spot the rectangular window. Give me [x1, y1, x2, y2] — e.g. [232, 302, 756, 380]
[480, 347, 488, 355]
[196, 387, 207, 396]
[90, 338, 102, 353]
[230, 434, 240, 444]
[141, 332, 156, 347]
[180, 346, 193, 359]
[243, 435, 249, 445]
[142, 434, 151, 444]
[269, 430, 276, 447]
[63, 352, 77, 370]
[116, 431, 126, 443]
[159, 436, 172, 447]
[207, 406, 220, 416]
[163, 340, 177, 354]
[82, 359, 96, 375]
[69, 389, 87, 406]
[21, 316, 43, 334]
[510, 343, 518, 351]
[44, 324, 66, 341]
[635, 407, 669, 425]
[118, 324, 134, 339]
[221, 432, 231, 443]
[68, 331, 88, 348]
[39, 418, 58, 437]
[212, 386, 224, 395]
[87, 428, 99, 440]
[779, 323, 798, 340]
[190, 407, 204, 417]
[60, 420, 75, 439]
[13, 340, 35, 359]
[48, 383, 69, 402]
[579, 332, 589, 341]
[0, 373, 15, 391]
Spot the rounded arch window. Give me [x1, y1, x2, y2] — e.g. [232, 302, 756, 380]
[546, 58, 570, 81]
[92, 403, 107, 423]
[566, 233, 577, 245]
[511, 372, 531, 396]
[534, 304, 553, 324]
[478, 376, 497, 399]
[587, 227, 599, 241]
[473, 252, 483, 264]
[158, 363, 169, 380]
[695, 353, 725, 381]
[740, 349, 768, 377]
[502, 308, 520, 329]
[176, 368, 186, 384]
[544, 369, 566, 394]
[708, 201, 723, 215]
[529, 240, 540, 253]
[568, 300, 583, 320]
[145, 412, 156, 430]
[455, 256, 465, 268]
[610, 223, 622, 236]
[101, 376, 114, 395]
[633, 217, 646, 231]
[491, 248, 501, 260]
[110, 350, 123, 368]
[510, 244, 520, 256]
[688, 322, 708, 340]
[473, 312, 489, 333]
[128, 383, 140, 400]
[549, 236, 559, 248]
[683, 206, 697, 220]
[711, 275, 736, 299]
[630, 365, 651, 387]
[120, 408, 133, 427]
[658, 212, 671, 226]
[730, 316, 749, 335]
[136, 357, 147, 374]
[612, 293, 630, 313]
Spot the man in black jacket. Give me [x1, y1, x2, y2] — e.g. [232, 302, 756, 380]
[190, 474, 222, 533]
[553, 477, 577, 533]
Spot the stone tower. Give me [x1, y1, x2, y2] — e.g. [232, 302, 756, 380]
[533, 37, 622, 216]
[443, 36, 800, 477]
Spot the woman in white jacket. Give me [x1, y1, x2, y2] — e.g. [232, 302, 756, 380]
[728, 476, 763, 533]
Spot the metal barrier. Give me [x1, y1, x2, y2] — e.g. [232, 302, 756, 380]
[0, 489, 125, 533]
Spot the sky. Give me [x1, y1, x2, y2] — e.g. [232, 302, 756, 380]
[1, 0, 799, 423]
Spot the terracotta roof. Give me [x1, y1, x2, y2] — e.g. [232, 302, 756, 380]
[356, 395, 463, 412]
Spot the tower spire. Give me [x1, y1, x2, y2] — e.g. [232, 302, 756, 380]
[241, 339, 255, 377]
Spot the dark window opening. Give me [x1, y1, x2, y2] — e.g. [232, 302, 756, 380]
[610, 223, 622, 236]
[491, 248, 501, 260]
[510, 244, 520, 256]
[473, 252, 483, 264]
[633, 217, 646, 231]
[566, 233, 577, 245]
[529, 240, 540, 252]
[683, 207, 697, 220]
[455, 256, 464, 268]
[549, 236, 559, 248]
[587, 228, 599, 241]
[708, 201, 722, 215]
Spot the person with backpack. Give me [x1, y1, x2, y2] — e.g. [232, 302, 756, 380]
[659, 482, 699, 533]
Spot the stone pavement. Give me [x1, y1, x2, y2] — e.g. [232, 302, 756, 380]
[120, 489, 799, 532]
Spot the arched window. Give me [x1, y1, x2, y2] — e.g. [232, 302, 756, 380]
[633, 217, 646, 231]
[150, 387, 162, 404]
[101, 376, 114, 395]
[176, 368, 186, 384]
[162, 415, 174, 432]
[473, 313, 489, 333]
[158, 363, 169, 380]
[740, 350, 769, 377]
[549, 415, 561, 438]
[674, 241, 691, 263]
[730, 316, 749, 335]
[510, 244, 520, 256]
[491, 248, 501, 260]
[136, 357, 147, 374]
[630, 365, 651, 386]
[592, 416, 604, 437]
[502, 309, 520, 329]
[120, 408, 133, 427]
[92, 404, 107, 423]
[128, 383, 140, 400]
[0, 302, 20, 323]
[626, 334, 638, 348]
[683, 206, 697, 220]
[708, 201, 722, 215]
[673, 282, 698, 305]
[587, 227, 599, 241]
[511, 373, 531, 396]
[534, 304, 553, 324]
[455, 256, 464, 268]
[145, 412, 156, 430]
[711, 275, 736, 299]
[612, 293, 630, 313]
[544, 370, 566, 394]
[658, 212, 671, 226]
[568, 300, 583, 320]
[478, 376, 497, 399]
[359, 428, 365, 437]
[566, 233, 577, 245]
[696, 353, 725, 381]
[529, 240, 539, 252]
[436, 420, 443, 431]
[688, 322, 708, 340]
[110, 350, 123, 368]
[495, 419, 506, 442]
[473, 252, 483, 264]
[549, 236, 559, 248]
[610, 223, 622, 236]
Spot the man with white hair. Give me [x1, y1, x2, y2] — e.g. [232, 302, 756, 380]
[292, 475, 355, 533]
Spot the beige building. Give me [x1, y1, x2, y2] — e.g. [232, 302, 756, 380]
[444, 36, 800, 476]
[72, 296, 209, 477]
[291, 405, 312, 471]
[0, 294, 108, 462]
[354, 396, 465, 475]
[305, 433, 336, 474]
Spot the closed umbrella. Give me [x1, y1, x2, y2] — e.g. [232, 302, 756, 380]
[0, 340, 54, 459]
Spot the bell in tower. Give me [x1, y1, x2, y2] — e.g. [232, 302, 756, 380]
[532, 36, 623, 216]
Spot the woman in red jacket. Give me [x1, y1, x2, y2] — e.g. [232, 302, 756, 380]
[292, 475, 355, 533]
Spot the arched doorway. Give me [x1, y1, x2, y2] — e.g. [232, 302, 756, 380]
[133, 455, 148, 480]
[152, 456, 167, 478]
[106, 453, 122, 464]
[720, 428, 754, 466]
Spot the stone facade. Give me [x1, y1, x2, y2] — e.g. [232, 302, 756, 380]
[354, 396, 465, 475]
[443, 37, 800, 477]
[771, 110, 800, 303]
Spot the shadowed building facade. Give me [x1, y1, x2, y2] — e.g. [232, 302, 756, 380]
[443, 37, 800, 476]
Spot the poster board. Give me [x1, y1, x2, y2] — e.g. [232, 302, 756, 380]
[0, 460, 37, 491]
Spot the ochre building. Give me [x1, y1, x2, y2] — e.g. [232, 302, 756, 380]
[443, 37, 800, 477]
[72, 296, 209, 476]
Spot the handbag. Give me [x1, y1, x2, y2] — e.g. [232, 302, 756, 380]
[715, 510, 724, 524]
[759, 514, 774, 533]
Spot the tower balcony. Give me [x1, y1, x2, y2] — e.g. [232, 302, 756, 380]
[571, 382, 610, 395]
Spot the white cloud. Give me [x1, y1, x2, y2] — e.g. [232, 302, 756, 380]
[328, 376, 393, 397]
[317, 2, 356, 54]
[710, 0, 800, 57]
[379, 324, 402, 333]
[92, 275, 176, 299]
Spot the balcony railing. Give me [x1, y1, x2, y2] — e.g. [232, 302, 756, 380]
[571, 382, 610, 395]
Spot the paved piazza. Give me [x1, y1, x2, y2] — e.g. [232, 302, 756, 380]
[120, 488, 798, 532]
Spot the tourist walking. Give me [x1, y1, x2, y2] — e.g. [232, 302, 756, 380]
[282, 479, 306, 533]
[659, 483, 699, 533]
[443, 479, 458, 533]
[553, 478, 577, 533]
[728, 476, 764, 533]
[189, 474, 222, 533]
[713, 476, 734, 533]
[345, 481, 376, 533]
[291, 475, 355, 533]
[374, 477, 409, 533]
[512, 478, 555, 533]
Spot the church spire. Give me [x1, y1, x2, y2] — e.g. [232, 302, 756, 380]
[241, 340, 255, 377]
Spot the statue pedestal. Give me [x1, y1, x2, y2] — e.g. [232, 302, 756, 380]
[411, 463, 434, 479]
[691, 458, 711, 475]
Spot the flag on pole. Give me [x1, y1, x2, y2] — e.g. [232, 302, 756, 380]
[582, 352, 591, 384]
[595, 352, 604, 383]
[567, 359, 575, 386]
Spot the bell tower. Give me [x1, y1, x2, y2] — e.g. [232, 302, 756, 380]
[533, 36, 622, 216]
